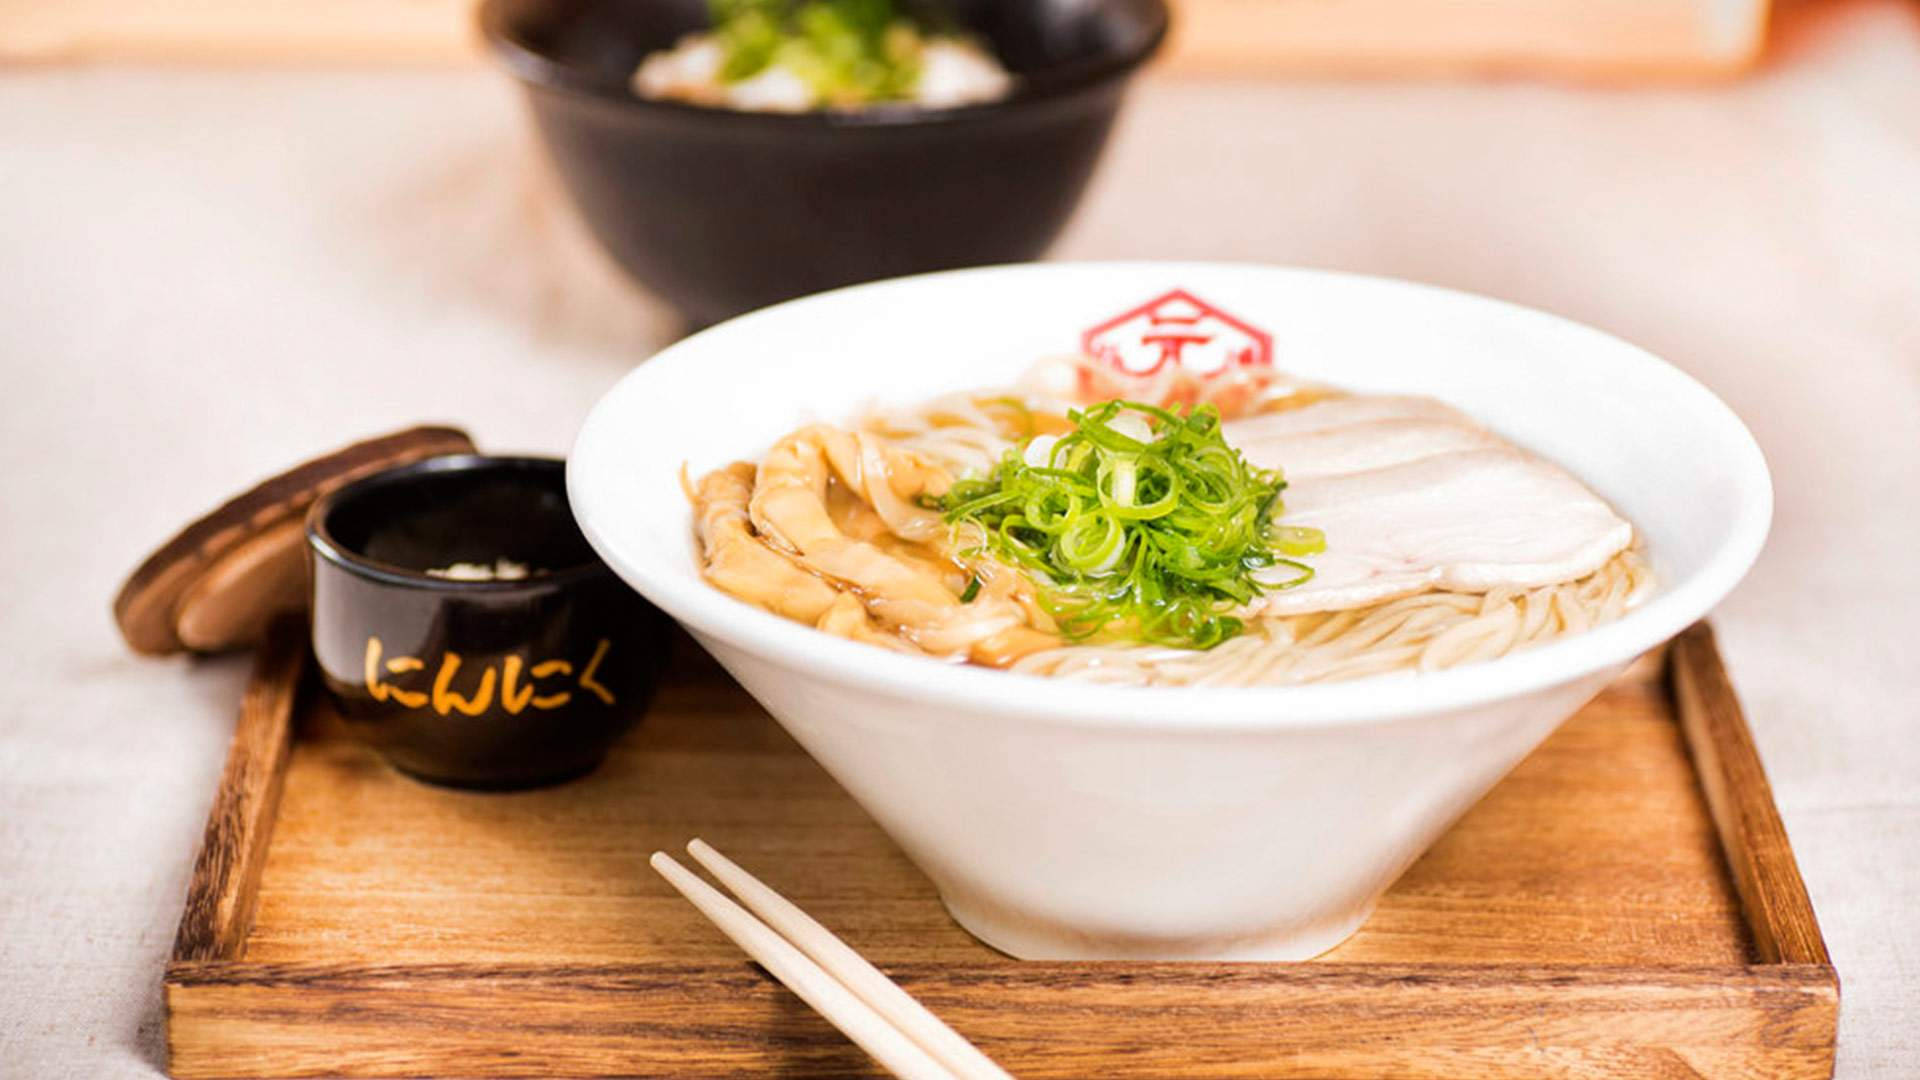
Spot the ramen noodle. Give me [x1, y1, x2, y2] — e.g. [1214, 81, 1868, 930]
[685, 359, 1651, 686]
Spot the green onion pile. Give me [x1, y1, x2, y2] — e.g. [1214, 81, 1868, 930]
[937, 400, 1323, 650]
[711, 0, 929, 105]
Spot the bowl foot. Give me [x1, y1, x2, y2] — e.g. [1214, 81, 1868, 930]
[939, 888, 1377, 962]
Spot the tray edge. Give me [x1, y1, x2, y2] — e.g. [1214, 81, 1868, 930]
[1670, 622, 1834, 968]
[162, 619, 1841, 1079]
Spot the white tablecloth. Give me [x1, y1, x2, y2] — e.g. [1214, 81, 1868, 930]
[3, 3, 1915, 1074]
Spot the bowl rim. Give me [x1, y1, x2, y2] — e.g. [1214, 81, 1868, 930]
[309, 453, 611, 593]
[476, 0, 1170, 129]
[568, 261, 1774, 730]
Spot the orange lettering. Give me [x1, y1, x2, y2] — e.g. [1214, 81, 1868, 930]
[578, 639, 615, 706]
[528, 658, 571, 709]
[364, 638, 384, 698]
[431, 653, 495, 716]
[499, 656, 533, 715]
[363, 637, 427, 708]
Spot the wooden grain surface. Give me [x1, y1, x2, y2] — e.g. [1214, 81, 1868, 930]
[170, 620, 307, 962]
[236, 643, 1745, 968]
[1672, 622, 1831, 967]
[167, 960, 1836, 1079]
[165, 628, 1837, 1078]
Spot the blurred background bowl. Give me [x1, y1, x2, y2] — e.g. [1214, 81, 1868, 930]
[480, 0, 1169, 327]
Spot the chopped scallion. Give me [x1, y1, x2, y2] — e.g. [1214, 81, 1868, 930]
[937, 400, 1321, 649]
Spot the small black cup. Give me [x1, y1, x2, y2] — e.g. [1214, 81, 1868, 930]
[306, 455, 668, 790]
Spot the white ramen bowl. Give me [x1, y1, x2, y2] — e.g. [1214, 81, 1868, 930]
[569, 262, 1770, 961]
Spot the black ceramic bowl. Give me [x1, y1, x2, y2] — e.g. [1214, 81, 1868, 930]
[480, 0, 1169, 327]
[306, 455, 668, 790]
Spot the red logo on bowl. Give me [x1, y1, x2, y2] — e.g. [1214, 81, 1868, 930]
[1082, 289, 1272, 380]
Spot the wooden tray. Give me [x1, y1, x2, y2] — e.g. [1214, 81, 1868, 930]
[164, 622, 1837, 1078]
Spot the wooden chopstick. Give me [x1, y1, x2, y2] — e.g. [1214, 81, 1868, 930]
[685, 839, 1014, 1080]
[648, 852, 961, 1080]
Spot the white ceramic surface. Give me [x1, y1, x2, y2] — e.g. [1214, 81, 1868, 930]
[568, 262, 1771, 961]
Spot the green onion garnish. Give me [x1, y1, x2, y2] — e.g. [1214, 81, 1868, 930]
[709, 0, 927, 105]
[937, 400, 1319, 650]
